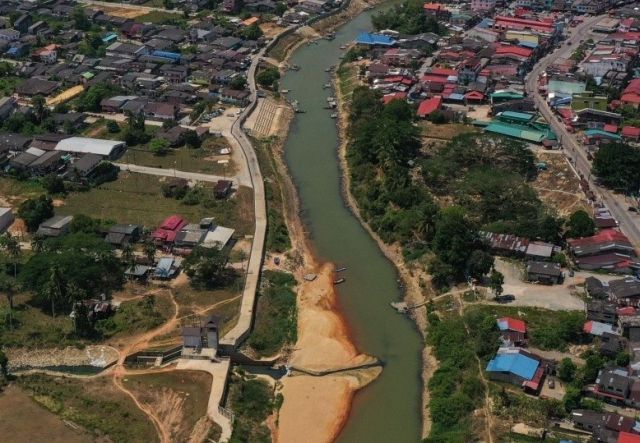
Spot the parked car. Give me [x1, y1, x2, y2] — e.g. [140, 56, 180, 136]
[548, 379, 555, 389]
[494, 294, 515, 303]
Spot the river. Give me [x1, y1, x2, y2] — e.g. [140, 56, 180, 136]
[280, 7, 423, 443]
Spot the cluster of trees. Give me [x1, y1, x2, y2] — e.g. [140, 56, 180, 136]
[21, 233, 124, 316]
[241, 23, 263, 40]
[347, 88, 509, 288]
[256, 67, 280, 90]
[372, 0, 445, 35]
[592, 142, 640, 192]
[76, 82, 123, 112]
[124, 111, 151, 146]
[182, 246, 230, 289]
[426, 309, 498, 441]
[18, 195, 54, 232]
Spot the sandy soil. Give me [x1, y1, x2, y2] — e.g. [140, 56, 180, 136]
[7, 345, 119, 371]
[95, 5, 150, 18]
[0, 385, 93, 443]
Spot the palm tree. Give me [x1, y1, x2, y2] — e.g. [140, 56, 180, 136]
[0, 277, 15, 330]
[44, 266, 66, 317]
[121, 244, 136, 271]
[0, 233, 21, 279]
[143, 239, 156, 265]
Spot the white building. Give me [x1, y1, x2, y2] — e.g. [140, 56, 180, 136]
[0, 208, 14, 233]
[54, 137, 127, 159]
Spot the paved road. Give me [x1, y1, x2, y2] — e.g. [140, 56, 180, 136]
[86, 112, 164, 127]
[525, 15, 640, 247]
[114, 163, 237, 185]
[219, 46, 269, 347]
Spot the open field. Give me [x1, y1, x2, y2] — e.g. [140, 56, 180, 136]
[420, 121, 480, 142]
[0, 385, 93, 443]
[0, 290, 174, 348]
[119, 137, 236, 175]
[57, 172, 255, 235]
[0, 178, 44, 207]
[123, 370, 212, 442]
[17, 374, 158, 442]
[137, 10, 186, 24]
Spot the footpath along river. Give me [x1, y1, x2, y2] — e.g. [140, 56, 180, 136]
[280, 6, 423, 443]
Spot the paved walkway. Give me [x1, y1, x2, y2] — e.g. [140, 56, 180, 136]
[219, 45, 269, 347]
[114, 163, 241, 187]
[176, 358, 233, 442]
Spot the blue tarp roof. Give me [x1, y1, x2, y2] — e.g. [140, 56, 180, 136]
[154, 257, 175, 278]
[151, 50, 181, 61]
[355, 32, 396, 46]
[486, 352, 539, 380]
[6, 47, 18, 55]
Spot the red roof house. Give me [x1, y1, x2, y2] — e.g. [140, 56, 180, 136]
[621, 79, 640, 107]
[382, 92, 407, 105]
[619, 432, 640, 443]
[603, 124, 618, 133]
[152, 215, 187, 244]
[494, 44, 533, 59]
[622, 126, 640, 140]
[417, 96, 442, 118]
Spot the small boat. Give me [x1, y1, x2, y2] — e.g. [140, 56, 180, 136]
[290, 64, 300, 71]
[281, 89, 290, 94]
[326, 97, 335, 102]
[330, 113, 338, 118]
[323, 83, 331, 89]
[324, 68, 331, 72]
[336, 267, 347, 273]
[333, 278, 346, 285]
[339, 45, 347, 50]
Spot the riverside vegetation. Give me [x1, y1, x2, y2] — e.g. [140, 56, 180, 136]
[346, 87, 568, 290]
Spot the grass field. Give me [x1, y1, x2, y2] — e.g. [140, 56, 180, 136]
[119, 137, 235, 175]
[0, 178, 45, 205]
[0, 291, 174, 348]
[17, 374, 158, 442]
[123, 370, 212, 442]
[57, 172, 255, 235]
[0, 385, 93, 443]
[137, 10, 186, 25]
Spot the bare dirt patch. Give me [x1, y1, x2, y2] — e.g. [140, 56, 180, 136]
[96, 5, 150, 18]
[0, 385, 93, 443]
[531, 152, 589, 217]
[123, 370, 213, 443]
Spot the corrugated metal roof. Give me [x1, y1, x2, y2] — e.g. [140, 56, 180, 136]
[484, 122, 548, 143]
[486, 351, 539, 380]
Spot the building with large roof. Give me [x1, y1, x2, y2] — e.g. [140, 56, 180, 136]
[55, 137, 126, 159]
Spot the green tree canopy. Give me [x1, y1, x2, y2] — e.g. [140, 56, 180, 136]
[182, 246, 229, 289]
[592, 142, 640, 191]
[17, 195, 54, 232]
[242, 23, 263, 40]
[566, 210, 596, 238]
[256, 68, 281, 89]
[149, 138, 170, 156]
[432, 206, 478, 278]
[557, 357, 577, 382]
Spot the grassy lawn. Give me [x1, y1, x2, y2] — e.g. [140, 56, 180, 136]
[119, 137, 235, 175]
[0, 177, 45, 205]
[465, 305, 587, 351]
[248, 271, 297, 357]
[268, 34, 300, 62]
[137, 10, 186, 25]
[253, 137, 291, 253]
[227, 372, 275, 443]
[337, 63, 359, 104]
[419, 122, 480, 141]
[57, 172, 254, 235]
[123, 370, 211, 442]
[17, 374, 158, 442]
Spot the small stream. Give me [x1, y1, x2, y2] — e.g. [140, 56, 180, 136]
[280, 6, 423, 443]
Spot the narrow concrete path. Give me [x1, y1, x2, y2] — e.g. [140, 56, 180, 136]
[114, 163, 240, 186]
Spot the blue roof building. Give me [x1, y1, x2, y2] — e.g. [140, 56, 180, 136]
[355, 32, 396, 47]
[486, 349, 541, 387]
[102, 32, 118, 44]
[151, 50, 181, 62]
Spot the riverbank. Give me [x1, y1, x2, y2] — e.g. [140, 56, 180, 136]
[333, 62, 436, 438]
[254, 96, 381, 443]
